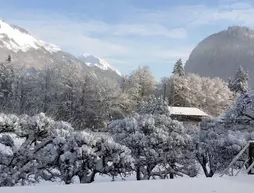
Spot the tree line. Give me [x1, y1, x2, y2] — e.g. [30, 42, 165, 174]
[0, 57, 248, 131]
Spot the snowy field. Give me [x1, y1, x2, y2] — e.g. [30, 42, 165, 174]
[2, 176, 254, 193]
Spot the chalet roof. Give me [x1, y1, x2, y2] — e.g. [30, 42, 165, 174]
[168, 106, 210, 117]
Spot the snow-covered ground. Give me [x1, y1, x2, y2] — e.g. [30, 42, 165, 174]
[2, 176, 254, 193]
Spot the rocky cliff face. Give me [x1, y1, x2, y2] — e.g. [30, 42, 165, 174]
[185, 26, 254, 87]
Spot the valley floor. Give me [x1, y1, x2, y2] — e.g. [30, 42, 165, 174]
[2, 175, 254, 193]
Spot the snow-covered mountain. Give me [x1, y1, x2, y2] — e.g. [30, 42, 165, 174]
[185, 26, 254, 88]
[0, 20, 122, 81]
[79, 53, 122, 76]
[0, 21, 61, 53]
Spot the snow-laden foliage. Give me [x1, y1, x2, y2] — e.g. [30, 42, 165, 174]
[41, 132, 134, 184]
[197, 120, 248, 177]
[225, 90, 254, 124]
[164, 74, 235, 116]
[197, 90, 254, 177]
[0, 113, 134, 186]
[228, 65, 249, 95]
[138, 97, 171, 117]
[109, 113, 197, 180]
[126, 66, 156, 104]
[0, 113, 74, 186]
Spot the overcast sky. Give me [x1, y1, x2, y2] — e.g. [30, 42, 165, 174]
[0, 0, 254, 78]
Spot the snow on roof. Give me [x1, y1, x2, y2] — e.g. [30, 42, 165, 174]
[168, 106, 209, 117]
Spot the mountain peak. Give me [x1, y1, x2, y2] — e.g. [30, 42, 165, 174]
[82, 53, 92, 57]
[0, 20, 61, 53]
[79, 53, 122, 76]
[185, 26, 254, 88]
[224, 26, 254, 39]
[227, 26, 252, 32]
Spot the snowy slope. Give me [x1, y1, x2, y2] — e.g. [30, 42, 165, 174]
[2, 176, 254, 193]
[79, 53, 122, 76]
[0, 20, 61, 53]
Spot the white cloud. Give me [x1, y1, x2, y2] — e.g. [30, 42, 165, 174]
[137, 1, 254, 27]
[112, 24, 187, 38]
[187, 5, 254, 26]
[151, 48, 193, 61]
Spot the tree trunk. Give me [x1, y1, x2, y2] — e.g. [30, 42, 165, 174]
[207, 170, 214, 177]
[80, 170, 97, 184]
[136, 166, 141, 181]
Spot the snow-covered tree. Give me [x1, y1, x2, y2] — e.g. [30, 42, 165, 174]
[167, 74, 235, 116]
[0, 113, 135, 186]
[0, 61, 16, 112]
[197, 120, 247, 177]
[0, 113, 74, 186]
[222, 90, 254, 128]
[127, 66, 156, 104]
[156, 77, 170, 101]
[120, 75, 129, 93]
[228, 65, 249, 94]
[109, 113, 197, 180]
[138, 97, 171, 117]
[96, 79, 134, 129]
[172, 59, 185, 76]
[196, 91, 254, 177]
[41, 132, 134, 184]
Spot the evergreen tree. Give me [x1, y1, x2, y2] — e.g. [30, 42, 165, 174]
[6, 55, 11, 62]
[172, 59, 185, 76]
[228, 65, 249, 94]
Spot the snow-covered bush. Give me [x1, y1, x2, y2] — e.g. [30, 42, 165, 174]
[0, 113, 74, 186]
[0, 113, 133, 186]
[109, 113, 197, 180]
[41, 132, 134, 184]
